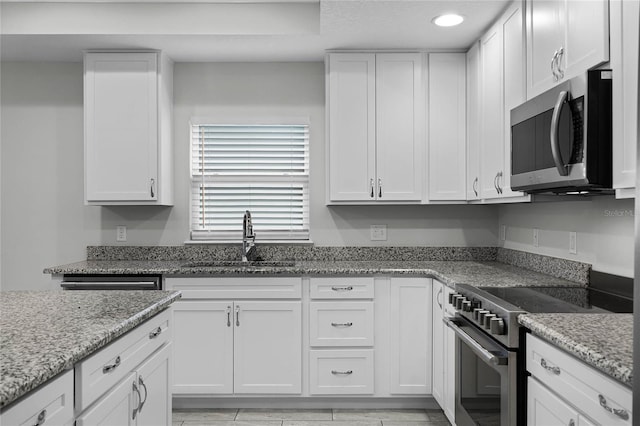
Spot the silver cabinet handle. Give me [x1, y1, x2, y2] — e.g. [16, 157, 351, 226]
[497, 172, 503, 194]
[331, 322, 353, 327]
[227, 305, 231, 327]
[550, 90, 572, 176]
[331, 370, 353, 375]
[148, 326, 162, 339]
[540, 358, 561, 375]
[33, 409, 46, 426]
[569, 420, 575, 426]
[493, 173, 500, 193]
[132, 380, 142, 420]
[138, 376, 148, 414]
[436, 287, 443, 309]
[551, 50, 559, 81]
[378, 178, 382, 198]
[598, 394, 629, 420]
[472, 177, 478, 196]
[331, 286, 353, 292]
[556, 47, 564, 79]
[103, 355, 121, 373]
[150, 178, 156, 198]
[235, 305, 240, 327]
[370, 178, 374, 198]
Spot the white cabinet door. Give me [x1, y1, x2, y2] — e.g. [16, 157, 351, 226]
[528, 377, 580, 426]
[479, 22, 504, 199]
[135, 343, 172, 426]
[85, 52, 158, 203]
[76, 372, 137, 426]
[526, 0, 564, 98]
[328, 53, 376, 201]
[428, 53, 467, 201]
[501, 1, 528, 199]
[172, 300, 233, 394]
[466, 41, 482, 201]
[563, 0, 609, 81]
[376, 53, 423, 201]
[389, 278, 431, 394]
[611, 0, 639, 196]
[431, 282, 445, 407]
[234, 301, 302, 394]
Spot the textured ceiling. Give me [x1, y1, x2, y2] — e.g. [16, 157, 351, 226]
[1, 0, 511, 62]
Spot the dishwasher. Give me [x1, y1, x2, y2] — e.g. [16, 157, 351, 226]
[60, 274, 163, 290]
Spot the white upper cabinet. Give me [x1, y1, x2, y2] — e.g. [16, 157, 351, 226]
[84, 51, 173, 205]
[327, 52, 423, 203]
[610, 0, 639, 198]
[428, 53, 467, 201]
[526, 0, 609, 99]
[466, 42, 482, 201]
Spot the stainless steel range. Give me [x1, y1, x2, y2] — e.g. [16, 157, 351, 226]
[444, 275, 632, 426]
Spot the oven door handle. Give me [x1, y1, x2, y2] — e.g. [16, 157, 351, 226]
[444, 318, 508, 366]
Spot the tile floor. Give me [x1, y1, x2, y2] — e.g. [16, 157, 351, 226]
[172, 408, 452, 426]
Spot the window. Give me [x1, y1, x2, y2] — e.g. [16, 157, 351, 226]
[190, 121, 310, 241]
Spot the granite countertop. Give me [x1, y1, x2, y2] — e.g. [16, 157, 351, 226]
[0, 290, 181, 408]
[43, 259, 587, 290]
[519, 313, 633, 387]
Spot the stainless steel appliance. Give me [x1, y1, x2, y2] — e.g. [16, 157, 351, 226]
[60, 274, 162, 290]
[445, 276, 631, 426]
[510, 69, 612, 194]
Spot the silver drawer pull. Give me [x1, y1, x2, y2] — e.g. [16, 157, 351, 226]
[331, 370, 353, 375]
[103, 355, 121, 373]
[33, 409, 46, 426]
[148, 326, 162, 339]
[331, 322, 353, 327]
[132, 381, 142, 420]
[331, 286, 353, 291]
[598, 394, 629, 420]
[540, 358, 561, 375]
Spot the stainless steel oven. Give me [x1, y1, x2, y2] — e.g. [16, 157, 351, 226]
[60, 274, 162, 290]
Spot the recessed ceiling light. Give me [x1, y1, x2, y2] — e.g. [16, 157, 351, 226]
[432, 14, 464, 27]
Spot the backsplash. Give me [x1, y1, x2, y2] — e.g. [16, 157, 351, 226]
[497, 248, 590, 284]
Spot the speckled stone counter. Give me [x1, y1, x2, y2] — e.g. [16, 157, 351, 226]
[0, 290, 181, 408]
[519, 313, 633, 387]
[44, 259, 587, 290]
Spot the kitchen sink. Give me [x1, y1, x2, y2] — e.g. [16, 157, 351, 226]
[180, 260, 297, 268]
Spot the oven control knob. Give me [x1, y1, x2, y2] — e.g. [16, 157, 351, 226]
[473, 308, 483, 321]
[477, 310, 490, 325]
[490, 318, 505, 335]
[462, 300, 472, 312]
[449, 293, 461, 305]
[483, 314, 496, 329]
[471, 300, 481, 310]
[455, 297, 467, 310]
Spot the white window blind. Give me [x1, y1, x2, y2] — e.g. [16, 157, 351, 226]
[190, 123, 310, 241]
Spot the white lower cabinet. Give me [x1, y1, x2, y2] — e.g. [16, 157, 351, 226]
[0, 370, 74, 426]
[527, 333, 632, 426]
[167, 277, 303, 396]
[77, 371, 138, 426]
[309, 349, 374, 395]
[431, 280, 455, 424]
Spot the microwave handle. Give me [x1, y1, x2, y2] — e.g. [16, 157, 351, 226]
[550, 90, 571, 176]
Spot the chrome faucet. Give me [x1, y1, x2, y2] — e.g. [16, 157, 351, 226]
[242, 210, 257, 262]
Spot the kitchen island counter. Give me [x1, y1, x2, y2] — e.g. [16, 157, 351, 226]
[519, 313, 633, 387]
[0, 290, 181, 408]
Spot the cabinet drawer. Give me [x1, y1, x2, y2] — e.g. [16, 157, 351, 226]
[309, 277, 374, 299]
[1, 370, 74, 426]
[75, 309, 171, 411]
[166, 277, 302, 299]
[526, 334, 632, 425]
[309, 350, 374, 395]
[309, 302, 374, 347]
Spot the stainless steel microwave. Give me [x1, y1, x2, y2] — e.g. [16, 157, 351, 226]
[510, 70, 612, 194]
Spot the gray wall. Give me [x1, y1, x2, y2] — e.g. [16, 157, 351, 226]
[0, 61, 499, 290]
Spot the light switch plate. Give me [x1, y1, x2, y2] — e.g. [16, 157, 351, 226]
[533, 228, 539, 247]
[569, 232, 577, 254]
[116, 225, 127, 242]
[370, 225, 387, 241]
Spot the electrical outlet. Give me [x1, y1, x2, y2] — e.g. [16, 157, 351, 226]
[500, 225, 506, 241]
[116, 225, 127, 242]
[533, 228, 539, 247]
[370, 225, 387, 241]
[569, 232, 577, 254]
